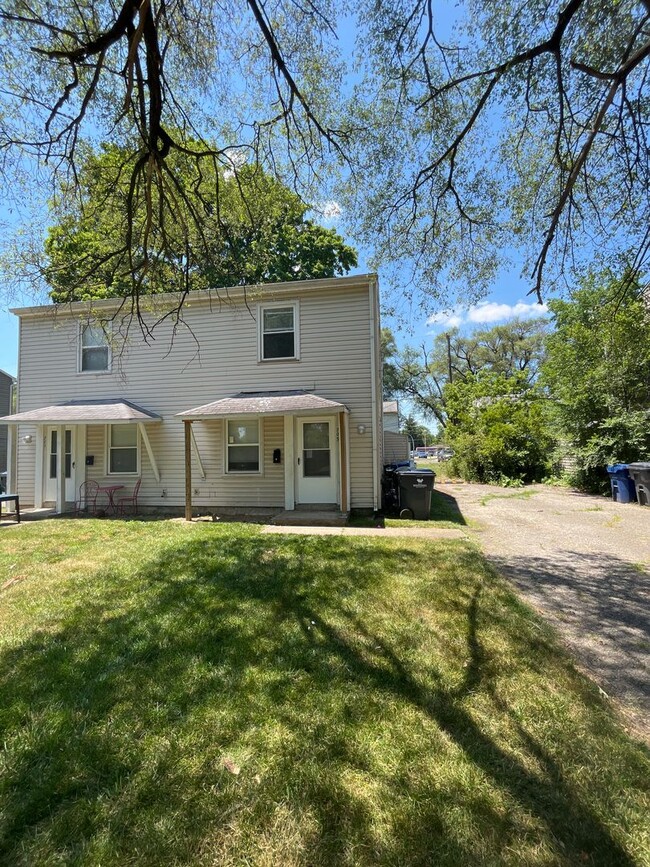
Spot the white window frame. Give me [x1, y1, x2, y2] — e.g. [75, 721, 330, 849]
[225, 417, 263, 475]
[106, 424, 140, 476]
[258, 301, 300, 362]
[78, 321, 112, 374]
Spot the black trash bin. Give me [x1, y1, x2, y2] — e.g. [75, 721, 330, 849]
[396, 468, 435, 519]
[606, 464, 637, 503]
[628, 462, 650, 507]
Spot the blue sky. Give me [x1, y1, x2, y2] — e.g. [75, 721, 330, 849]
[0, 219, 549, 379]
[0, 0, 551, 379]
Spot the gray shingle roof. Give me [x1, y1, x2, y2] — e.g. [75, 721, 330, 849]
[178, 390, 347, 419]
[0, 398, 161, 424]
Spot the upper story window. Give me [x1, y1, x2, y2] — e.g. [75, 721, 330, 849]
[80, 324, 110, 372]
[259, 303, 299, 361]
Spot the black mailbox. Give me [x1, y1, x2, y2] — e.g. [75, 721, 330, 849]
[273, 448, 282, 464]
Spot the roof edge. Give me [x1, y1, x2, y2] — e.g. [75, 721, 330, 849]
[10, 273, 379, 318]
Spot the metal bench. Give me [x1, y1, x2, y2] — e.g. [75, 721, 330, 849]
[0, 494, 20, 523]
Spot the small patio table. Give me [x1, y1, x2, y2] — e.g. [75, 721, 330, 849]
[97, 484, 124, 515]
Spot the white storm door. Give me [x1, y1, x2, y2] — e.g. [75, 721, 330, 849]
[296, 417, 338, 504]
[44, 427, 76, 502]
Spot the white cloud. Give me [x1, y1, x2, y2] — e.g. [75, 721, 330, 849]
[427, 311, 464, 328]
[315, 200, 342, 220]
[223, 148, 247, 180]
[427, 300, 547, 328]
[467, 301, 548, 323]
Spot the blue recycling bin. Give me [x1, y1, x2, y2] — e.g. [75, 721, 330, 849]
[606, 464, 637, 504]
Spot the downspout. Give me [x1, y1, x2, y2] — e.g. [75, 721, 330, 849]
[368, 276, 381, 511]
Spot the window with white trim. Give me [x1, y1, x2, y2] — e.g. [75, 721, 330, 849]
[108, 425, 139, 474]
[80, 324, 110, 372]
[226, 420, 260, 472]
[260, 304, 298, 360]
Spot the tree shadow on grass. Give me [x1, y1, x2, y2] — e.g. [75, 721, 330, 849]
[0, 534, 645, 865]
[490, 550, 650, 738]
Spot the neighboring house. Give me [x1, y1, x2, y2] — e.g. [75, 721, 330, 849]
[382, 399, 410, 463]
[1, 275, 383, 517]
[382, 400, 400, 432]
[0, 369, 15, 483]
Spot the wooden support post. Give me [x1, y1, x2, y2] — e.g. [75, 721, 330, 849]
[339, 411, 349, 514]
[184, 420, 193, 521]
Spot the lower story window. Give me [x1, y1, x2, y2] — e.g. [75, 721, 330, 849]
[227, 420, 260, 472]
[109, 424, 138, 474]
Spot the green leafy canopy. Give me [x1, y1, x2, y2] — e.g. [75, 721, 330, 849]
[541, 270, 650, 491]
[43, 143, 357, 303]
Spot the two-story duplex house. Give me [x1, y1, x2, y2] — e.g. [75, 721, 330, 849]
[1, 275, 383, 518]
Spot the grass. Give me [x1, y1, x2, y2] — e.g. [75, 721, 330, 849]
[480, 490, 539, 507]
[413, 457, 457, 482]
[0, 519, 649, 866]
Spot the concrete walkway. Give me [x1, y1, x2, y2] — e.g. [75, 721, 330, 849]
[262, 525, 466, 539]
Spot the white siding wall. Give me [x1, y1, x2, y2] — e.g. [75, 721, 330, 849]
[383, 412, 400, 433]
[14, 279, 378, 510]
[383, 431, 410, 463]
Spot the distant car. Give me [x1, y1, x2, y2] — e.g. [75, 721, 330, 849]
[439, 449, 454, 460]
[415, 449, 428, 459]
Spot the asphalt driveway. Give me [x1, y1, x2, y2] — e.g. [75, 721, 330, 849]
[442, 482, 650, 742]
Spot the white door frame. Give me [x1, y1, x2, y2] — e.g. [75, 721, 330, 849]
[43, 425, 79, 508]
[295, 416, 339, 505]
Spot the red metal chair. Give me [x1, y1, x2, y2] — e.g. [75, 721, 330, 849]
[117, 478, 142, 517]
[75, 480, 101, 516]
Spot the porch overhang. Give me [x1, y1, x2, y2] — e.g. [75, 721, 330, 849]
[0, 398, 161, 425]
[177, 390, 348, 421]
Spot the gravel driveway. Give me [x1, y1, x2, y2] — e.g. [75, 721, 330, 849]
[442, 482, 650, 741]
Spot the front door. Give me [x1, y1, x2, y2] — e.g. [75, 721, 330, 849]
[44, 427, 76, 502]
[296, 417, 338, 504]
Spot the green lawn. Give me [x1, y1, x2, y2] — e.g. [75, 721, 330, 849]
[0, 520, 648, 866]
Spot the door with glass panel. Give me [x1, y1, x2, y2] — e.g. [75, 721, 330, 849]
[296, 417, 338, 504]
[44, 427, 76, 502]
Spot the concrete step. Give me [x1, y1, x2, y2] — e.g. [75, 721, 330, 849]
[270, 510, 349, 527]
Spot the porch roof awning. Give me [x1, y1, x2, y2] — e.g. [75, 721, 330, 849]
[177, 390, 348, 420]
[0, 398, 161, 425]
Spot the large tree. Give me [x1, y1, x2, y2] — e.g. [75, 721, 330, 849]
[388, 319, 549, 426]
[0, 0, 648, 317]
[541, 270, 650, 491]
[351, 0, 650, 306]
[444, 371, 553, 483]
[42, 144, 357, 305]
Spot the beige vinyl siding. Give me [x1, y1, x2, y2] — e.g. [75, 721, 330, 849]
[85, 425, 106, 481]
[15, 427, 36, 503]
[14, 278, 378, 509]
